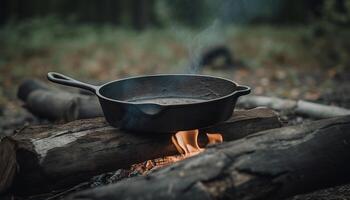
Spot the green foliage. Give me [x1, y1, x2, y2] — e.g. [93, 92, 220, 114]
[0, 16, 348, 100]
[305, 0, 350, 70]
[322, 0, 350, 25]
[156, 0, 220, 27]
[0, 17, 71, 58]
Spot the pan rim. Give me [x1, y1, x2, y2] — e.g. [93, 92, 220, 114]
[95, 74, 250, 106]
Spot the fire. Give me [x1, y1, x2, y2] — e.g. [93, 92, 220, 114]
[129, 130, 223, 175]
[171, 129, 223, 157]
[171, 129, 203, 156]
[206, 133, 223, 145]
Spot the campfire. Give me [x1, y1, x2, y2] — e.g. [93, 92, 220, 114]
[2, 103, 350, 200]
[2, 78, 350, 200]
[172, 129, 223, 156]
[131, 130, 223, 174]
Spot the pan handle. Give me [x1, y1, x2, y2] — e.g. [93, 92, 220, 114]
[235, 85, 251, 96]
[47, 72, 98, 93]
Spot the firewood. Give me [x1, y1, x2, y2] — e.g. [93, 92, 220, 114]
[17, 79, 51, 102]
[0, 137, 17, 194]
[76, 95, 103, 119]
[67, 115, 350, 200]
[26, 90, 79, 121]
[290, 184, 350, 200]
[18, 79, 102, 121]
[0, 108, 281, 195]
[238, 95, 350, 119]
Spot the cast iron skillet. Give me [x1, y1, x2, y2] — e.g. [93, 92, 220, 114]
[47, 72, 250, 133]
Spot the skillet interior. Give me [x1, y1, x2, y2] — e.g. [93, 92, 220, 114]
[98, 75, 238, 105]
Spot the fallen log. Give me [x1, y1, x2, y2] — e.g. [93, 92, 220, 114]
[238, 95, 350, 119]
[26, 90, 102, 121]
[67, 115, 350, 200]
[17, 79, 51, 102]
[0, 137, 16, 194]
[26, 90, 80, 121]
[0, 108, 280, 195]
[18, 79, 102, 121]
[290, 184, 350, 200]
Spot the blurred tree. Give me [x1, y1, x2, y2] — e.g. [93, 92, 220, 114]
[164, 0, 213, 27]
[0, 0, 157, 29]
[301, 0, 350, 70]
[323, 0, 350, 25]
[0, 0, 7, 24]
[132, 0, 157, 30]
[1, 0, 348, 28]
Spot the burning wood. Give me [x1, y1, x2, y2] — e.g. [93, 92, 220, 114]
[131, 130, 224, 174]
[168, 130, 224, 163]
[171, 130, 223, 156]
[206, 133, 223, 145]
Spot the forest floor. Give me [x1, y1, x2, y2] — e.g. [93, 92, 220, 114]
[1, 18, 350, 200]
[0, 18, 349, 131]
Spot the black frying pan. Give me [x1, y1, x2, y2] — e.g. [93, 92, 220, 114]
[47, 72, 250, 133]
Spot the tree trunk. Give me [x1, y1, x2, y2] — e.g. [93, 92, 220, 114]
[67, 115, 350, 200]
[0, 108, 280, 195]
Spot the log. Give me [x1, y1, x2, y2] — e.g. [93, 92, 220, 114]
[67, 115, 350, 200]
[0, 107, 38, 136]
[26, 90, 102, 120]
[26, 90, 79, 121]
[17, 79, 50, 102]
[0, 108, 280, 195]
[238, 95, 350, 119]
[290, 184, 350, 200]
[76, 95, 103, 119]
[0, 137, 17, 194]
[18, 79, 102, 121]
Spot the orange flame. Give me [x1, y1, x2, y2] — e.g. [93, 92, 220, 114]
[206, 133, 223, 145]
[171, 129, 203, 156]
[131, 130, 224, 174]
[171, 129, 223, 157]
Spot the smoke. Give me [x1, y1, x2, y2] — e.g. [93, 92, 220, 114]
[168, 0, 239, 74]
[187, 20, 225, 73]
[164, 0, 274, 74]
[167, 0, 285, 74]
[171, 19, 226, 74]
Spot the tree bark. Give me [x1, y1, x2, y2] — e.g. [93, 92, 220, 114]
[0, 108, 280, 195]
[67, 115, 350, 200]
[0, 137, 17, 194]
